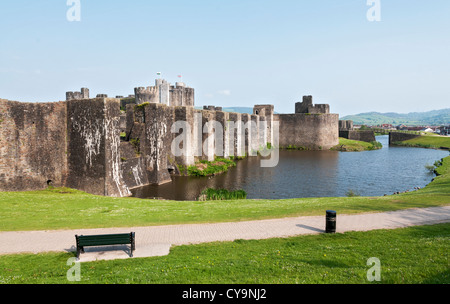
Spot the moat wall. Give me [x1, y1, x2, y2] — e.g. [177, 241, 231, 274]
[66, 98, 130, 197]
[339, 130, 376, 143]
[0, 98, 130, 197]
[1, 95, 341, 197]
[275, 113, 339, 150]
[389, 132, 421, 145]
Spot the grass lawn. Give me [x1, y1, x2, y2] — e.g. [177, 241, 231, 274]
[1, 156, 449, 232]
[394, 135, 450, 149]
[0, 223, 448, 284]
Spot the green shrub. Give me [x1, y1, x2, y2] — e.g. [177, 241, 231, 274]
[368, 141, 383, 150]
[434, 159, 443, 168]
[346, 189, 360, 197]
[425, 164, 436, 173]
[283, 145, 308, 151]
[187, 158, 236, 177]
[135, 102, 150, 111]
[177, 164, 187, 176]
[130, 138, 140, 155]
[200, 188, 247, 200]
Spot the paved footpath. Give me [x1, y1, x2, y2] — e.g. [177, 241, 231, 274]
[0, 206, 449, 262]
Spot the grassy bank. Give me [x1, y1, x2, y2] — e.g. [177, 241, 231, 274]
[330, 138, 382, 152]
[1, 155, 449, 232]
[392, 135, 450, 150]
[185, 158, 236, 177]
[0, 223, 448, 284]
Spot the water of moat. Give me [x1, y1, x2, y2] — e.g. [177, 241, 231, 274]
[131, 136, 449, 201]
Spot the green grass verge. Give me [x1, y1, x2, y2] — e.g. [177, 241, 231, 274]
[0, 224, 448, 284]
[330, 138, 382, 152]
[393, 135, 450, 149]
[1, 156, 449, 232]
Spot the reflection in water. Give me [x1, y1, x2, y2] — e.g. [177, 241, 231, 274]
[131, 136, 449, 201]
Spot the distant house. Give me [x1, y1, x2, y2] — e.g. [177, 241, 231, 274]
[379, 124, 394, 129]
[437, 126, 450, 136]
[407, 126, 423, 131]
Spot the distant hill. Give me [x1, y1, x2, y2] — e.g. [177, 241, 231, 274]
[341, 108, 450, 126]
[221, 107, 255, 114]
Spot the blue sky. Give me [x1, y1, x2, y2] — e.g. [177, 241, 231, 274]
[0, 0, 449, 116]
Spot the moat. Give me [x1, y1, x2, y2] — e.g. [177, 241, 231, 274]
[131, 136, 449, 201]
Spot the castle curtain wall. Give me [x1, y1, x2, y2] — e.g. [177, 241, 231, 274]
[66, 98, 131, 197]
[0, 100, 68, 191]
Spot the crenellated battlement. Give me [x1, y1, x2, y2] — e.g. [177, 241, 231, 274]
[134, 79, 195, 106]
[66, 88, 89, 101]
[171, 83, 195, 107]
[134, 85, 159, 104]
[253, 105, 274, 116]
[295, 96, 330, 114]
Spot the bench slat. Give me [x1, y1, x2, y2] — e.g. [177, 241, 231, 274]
[78, 234, 131, 239]
[78, 240, 131, 246]
[78, 234, 130, 239]
[78, 236, 131, 240]
[78, 236, 131, 241]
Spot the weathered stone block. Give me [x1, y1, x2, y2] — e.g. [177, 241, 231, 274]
[0, 99, 68, 192]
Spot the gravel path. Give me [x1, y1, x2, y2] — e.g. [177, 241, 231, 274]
[1, 206, 449, 262]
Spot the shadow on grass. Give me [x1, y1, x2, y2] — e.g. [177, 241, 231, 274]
[299, 259, 350, 268]
[421, 269, 450, 284]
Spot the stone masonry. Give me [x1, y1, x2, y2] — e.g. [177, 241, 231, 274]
[0, 79, 341, 197]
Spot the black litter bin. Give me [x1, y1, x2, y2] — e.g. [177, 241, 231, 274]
[326, 210, 337, 233]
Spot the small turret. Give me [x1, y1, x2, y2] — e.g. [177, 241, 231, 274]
[295, 96, 330, 114]
[66, 88, 90, 101]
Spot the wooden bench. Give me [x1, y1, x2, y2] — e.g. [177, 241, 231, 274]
[75, 232, 135, 259]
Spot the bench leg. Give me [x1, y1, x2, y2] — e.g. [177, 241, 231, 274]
[76, 246, 84, 260]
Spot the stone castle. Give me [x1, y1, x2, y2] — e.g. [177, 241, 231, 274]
[0, 79, 345, 197]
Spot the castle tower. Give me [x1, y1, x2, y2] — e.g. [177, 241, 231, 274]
[135, 79, 176, 105]
[158, 79, 170, 106]
[295, 96, 313, 114]
[295, 96, 330, 114]
[81, 88, 89, 99]
[253, 105, 274, 145]
[170, 82, 195, 107]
